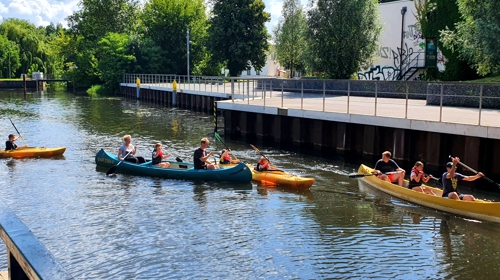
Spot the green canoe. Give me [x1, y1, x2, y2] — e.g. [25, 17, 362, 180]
[95, 149, 252, 183]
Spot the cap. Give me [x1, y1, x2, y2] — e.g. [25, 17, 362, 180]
[446, 162, 453, 168]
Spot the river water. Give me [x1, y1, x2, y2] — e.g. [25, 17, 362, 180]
[1, 90, 500, 279]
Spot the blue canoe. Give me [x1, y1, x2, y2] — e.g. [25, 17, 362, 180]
[95, 149, 252, 183]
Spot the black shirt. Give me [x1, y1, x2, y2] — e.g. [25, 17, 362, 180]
[374, 159, 400, 174]
[193, 148, 206, 169]
[5, 140, 17, 150]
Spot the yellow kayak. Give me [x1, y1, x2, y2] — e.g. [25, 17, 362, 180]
[221, 163, 315, 190]
[0, 147, 66, 159]
[357, 164, 500, 223]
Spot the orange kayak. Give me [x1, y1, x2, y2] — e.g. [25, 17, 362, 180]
[0, 147, 66, 159]
[221, 163, 315, 189]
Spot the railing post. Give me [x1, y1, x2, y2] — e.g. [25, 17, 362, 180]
[322, 80, 326, 112]
[231, 79, 235, 103]
[405, 82, 409, 119]
[347, 81, 350, 114]
[247, 79, 250, 104]
[479, 84, 483, 125]
[281, 81, 284, 108]
[439, 84, 444, 122]
[270, 79, 273, 98]
[263, 80, 266, 108]
[301, 80, 304, 110]
[374, 82, 378, 116]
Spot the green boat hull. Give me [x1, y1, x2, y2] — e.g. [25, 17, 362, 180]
[95, 149, 252, 183]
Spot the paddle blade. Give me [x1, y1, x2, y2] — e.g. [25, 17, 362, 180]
[176, 157, 182, 162]
[348, 173, 375, 178]
[214, 132, 222, 142]
[106, 165, 118, 176]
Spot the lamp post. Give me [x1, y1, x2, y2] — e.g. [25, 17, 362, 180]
[187, 26, 190, 83]
[400, 6, 407, 80]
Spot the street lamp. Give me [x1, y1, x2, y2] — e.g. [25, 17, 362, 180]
[400, 6, 407, 79]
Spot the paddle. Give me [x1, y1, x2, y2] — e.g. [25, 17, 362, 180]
[249, 144, 284, 172]
[106, 150, 132, 176]
[449, 155, 500, 188]
[8, 117, 28, 147]
[214, 132, 239, 161]
[348, 171, 401, 179]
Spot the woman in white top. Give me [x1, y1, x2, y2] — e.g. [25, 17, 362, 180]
[117, 135, 145, 163]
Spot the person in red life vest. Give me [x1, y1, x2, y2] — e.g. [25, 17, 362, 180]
[408, 161, 436, 195]
[373, 151, 406, 186]
[152, 143, 172, 168]
[255, 156, 270, 171]
[219, 149, 240, 164]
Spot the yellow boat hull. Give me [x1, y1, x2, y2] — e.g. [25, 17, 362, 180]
[358, 164, 500, 223]
[221, 163, 315, 189]
[0, 147, 66, 159]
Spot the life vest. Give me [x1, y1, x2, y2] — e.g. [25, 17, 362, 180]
[255, 159, 269, 171]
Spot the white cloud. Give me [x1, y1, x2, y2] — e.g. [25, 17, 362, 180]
[0, 0, 79, 27]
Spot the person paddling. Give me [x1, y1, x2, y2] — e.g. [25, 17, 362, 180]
[373, 151, 406, 186]
[442, 157, 482, 201]
[5, 134, 28, 150]
[409, 161, 436, 195]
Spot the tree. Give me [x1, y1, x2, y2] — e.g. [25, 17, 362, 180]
[208, 0, 270, 77]
[306, 0, 381, 79]
[0, 35, 20, 78]
[67, 0, 139, 42]
[273, 0, 308, 77]
[97, 33, 135, 93]
[415, 0, 478, 81]
[141, 0, 209, 75]
[441, 0, 500, 75]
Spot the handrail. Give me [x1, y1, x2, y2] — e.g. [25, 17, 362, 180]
[0, 206, 74, 279]
[122, 74, 500, 128]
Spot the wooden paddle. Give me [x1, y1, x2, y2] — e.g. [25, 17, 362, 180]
[348, 171, 401, 179]
[449, 155, 500, 188]
[8, 117, 28, 147]
[249, 144, 284, 172]
[214, 132, 239, 161]
[106, 150, 132, 176]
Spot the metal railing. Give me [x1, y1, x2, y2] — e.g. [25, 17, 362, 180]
[123, 74, 500, 127]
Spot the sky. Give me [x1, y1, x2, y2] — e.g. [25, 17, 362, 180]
[0, 0, 307, 34]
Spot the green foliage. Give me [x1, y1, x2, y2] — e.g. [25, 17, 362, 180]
[0, 35, 21, 78]
[208, 0, 270, 77]
[128, 36, 164, 74]
[441, 0, 500, 75]
[97, 33, 136, 94]
[87, 84, 104, 97]
[306, 0, 381, 79]
[273, 0, 307, 76]
[67, 0, 139, 42]
[142, 0, 208, 75]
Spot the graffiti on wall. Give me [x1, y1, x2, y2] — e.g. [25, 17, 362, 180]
[359, 23, 426, 80]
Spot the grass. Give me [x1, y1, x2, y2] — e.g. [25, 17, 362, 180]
[467, 75, 500, 83]
[0, 78, 26, 81]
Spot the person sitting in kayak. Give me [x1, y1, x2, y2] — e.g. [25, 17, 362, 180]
[118, 134, 146, 164]
[219, 149, 240, 164]
[5, 134, 28, 150]
[373, 151, 406, 186]
[152, 143, 172, 168]
[408, 161, 436, 195]
[193, 137, 219, 170]
[255, 156, 270, 171]
[442, 157, 482, 201]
